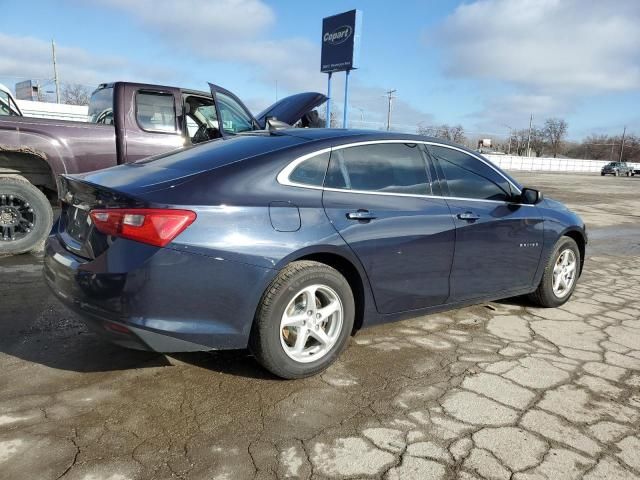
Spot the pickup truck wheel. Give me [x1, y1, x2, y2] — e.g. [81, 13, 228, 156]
[0, 176, 53, 255]
[528, 237, 580, 308]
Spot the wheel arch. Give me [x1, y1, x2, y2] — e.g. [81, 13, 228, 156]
[562, 228, 586, 275]
[0, 150, 58, 199]
[274, 246, 374, 334]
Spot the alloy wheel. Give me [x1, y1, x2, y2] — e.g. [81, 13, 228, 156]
[552, 249, 577, 298]
[279, 284, 343, 363]
[0, 193, 35, 241]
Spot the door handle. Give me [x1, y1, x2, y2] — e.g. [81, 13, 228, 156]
[457, 212, 480, 221]
[347, 210, 377, 221]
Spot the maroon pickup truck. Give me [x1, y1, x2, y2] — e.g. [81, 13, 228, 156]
[0, 82, 325, 254]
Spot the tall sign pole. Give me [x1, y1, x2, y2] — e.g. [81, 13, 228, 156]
[343, 70, 350, 128]
[321, 10, 362, 129]
[325, 72, 332, 128]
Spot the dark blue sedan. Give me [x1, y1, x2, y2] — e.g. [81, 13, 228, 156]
[44, 129, 586, 378]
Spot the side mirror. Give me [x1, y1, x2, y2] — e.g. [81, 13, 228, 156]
[520, 187, 543, 205]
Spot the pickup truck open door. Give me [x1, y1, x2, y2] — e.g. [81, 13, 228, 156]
[208, 83, 326, 134]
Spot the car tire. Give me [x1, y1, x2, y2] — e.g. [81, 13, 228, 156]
[249, 260, 355, 379]
[600, 172, 605, 176]
[0, 176, 53, 255]
[528, 237, 580, 308]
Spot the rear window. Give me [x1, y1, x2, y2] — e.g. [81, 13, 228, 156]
[88, 87, 114, 124]
[136, 92, 177, 133]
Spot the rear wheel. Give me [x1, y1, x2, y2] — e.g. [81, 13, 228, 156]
[529, 237, 580, 307]
[0, 176, 53, 255]
[250, 261, 354, 379]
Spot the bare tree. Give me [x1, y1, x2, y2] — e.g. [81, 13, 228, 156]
[543, 118, 568, 158]
[62, 84, 91, 106]
[417, 123, 466, 145]
[529, 127, 547, 157]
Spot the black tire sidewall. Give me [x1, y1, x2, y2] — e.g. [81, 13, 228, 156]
[541, 237, 580, 307]
[0, 177, 53, 255]
[253, 264, 355, 379]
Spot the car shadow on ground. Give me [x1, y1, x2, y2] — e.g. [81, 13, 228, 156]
[1, 314, 272, 378]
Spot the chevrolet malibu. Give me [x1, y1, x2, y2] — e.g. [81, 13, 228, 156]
[44, 130, 587, 378]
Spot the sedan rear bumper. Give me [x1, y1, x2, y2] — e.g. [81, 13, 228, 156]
[44, 234, 277, 352]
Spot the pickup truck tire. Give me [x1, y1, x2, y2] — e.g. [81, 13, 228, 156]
[0, 176, 53, 255]
[528, 236, 580, 308]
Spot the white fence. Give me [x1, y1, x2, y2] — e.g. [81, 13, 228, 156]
[16, 100, 88, 122]
[485, 154, 638, 173]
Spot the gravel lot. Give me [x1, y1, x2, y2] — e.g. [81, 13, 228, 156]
[1, 172, 639, 480]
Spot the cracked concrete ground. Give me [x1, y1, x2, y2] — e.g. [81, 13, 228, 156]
[1, 172, 639, 480]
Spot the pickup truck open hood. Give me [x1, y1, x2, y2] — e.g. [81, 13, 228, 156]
[209, 83, 326, 130]
[255, 92, 327, 128]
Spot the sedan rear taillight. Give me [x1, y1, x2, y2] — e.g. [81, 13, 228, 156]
[89, 209, 196, 247]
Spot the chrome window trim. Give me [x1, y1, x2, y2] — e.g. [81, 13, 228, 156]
[276, 147, 332, 189]
[276, 140, 532, 206]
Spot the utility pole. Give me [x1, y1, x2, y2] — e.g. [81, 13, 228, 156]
[503, 124, 513, 154]
[275, 80, 278, 102]
[619, 126, 627, 162]
[385, 89, 396, 131]
[52, 39, 60, 104]
[525, 114, 532, 157]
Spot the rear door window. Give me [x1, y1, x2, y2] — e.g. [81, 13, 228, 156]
[325, 143, 430, 195]
[428, 145, 512, 201]
[288, 152, 330, 186]
[135, 92, 177, 133]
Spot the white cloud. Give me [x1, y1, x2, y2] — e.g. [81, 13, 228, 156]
[97, 0, 275, 42]
[0, 32, 179, 90]
[431, 0, 640, 93]
[93, 0, 324, 93]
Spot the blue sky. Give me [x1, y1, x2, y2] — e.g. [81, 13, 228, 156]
[1, 0, 639, 140]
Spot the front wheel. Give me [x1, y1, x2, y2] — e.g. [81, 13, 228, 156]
[0, 176, 53, 255]
[250, 261, 354, 379]
[529, 237, 580, 307]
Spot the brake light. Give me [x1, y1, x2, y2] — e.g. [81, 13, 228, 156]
[90, 209, 196, 247]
